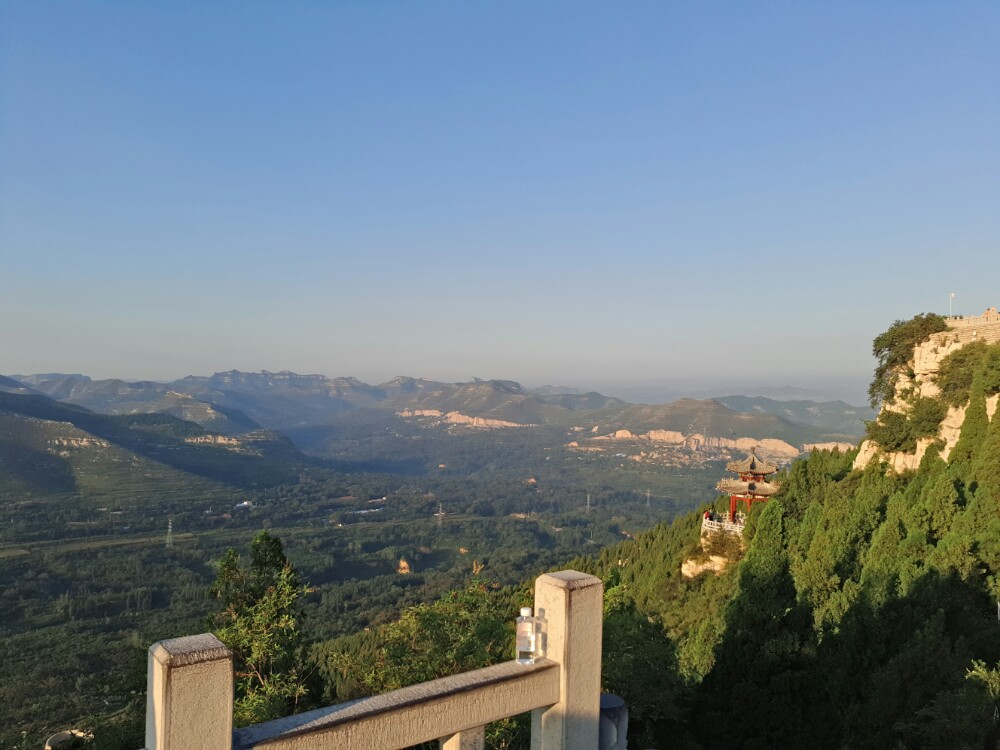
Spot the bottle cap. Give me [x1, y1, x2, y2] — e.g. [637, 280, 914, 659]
[520, 607, 533, 617]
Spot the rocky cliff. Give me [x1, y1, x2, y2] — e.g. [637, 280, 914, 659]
[855, 307, 1000, 471]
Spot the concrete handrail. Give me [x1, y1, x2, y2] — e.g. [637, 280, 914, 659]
[142, 570, 604, 750]
[233, 660, 559, 749]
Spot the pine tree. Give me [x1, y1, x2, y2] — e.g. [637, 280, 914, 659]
[949, 373, 989, 469]
[212, 530, 309, 726]
[697, 501, 824, 749]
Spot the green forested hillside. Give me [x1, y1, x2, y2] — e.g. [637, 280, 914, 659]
[713, 394, 873, 437]
[7, 320, 999, 749]
[312, 317, 1000, 750]
[0, 388, 698, 747]
[577, 363, 1000, 747]
[615, 399, 842, 445]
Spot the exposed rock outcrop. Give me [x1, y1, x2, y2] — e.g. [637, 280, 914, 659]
[802, 442, 856, 453]
[49, 437, 110, 449]
[644, 429, 686, 443]
[594, 429, 636, 440]
[855, 308, 1000, 471]
[443, 412, 529, 428]
[398, 409, 444, 418]
[681, 555, 729, 578]
[184, 434, 241, 446]
[684, 435, 800, 459]
[397, 409, 531, 428]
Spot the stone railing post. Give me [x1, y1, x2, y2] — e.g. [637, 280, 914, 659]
[531, 571, 603, 750]
[145, 634, 233, 750]
[441, 727, 486, 749]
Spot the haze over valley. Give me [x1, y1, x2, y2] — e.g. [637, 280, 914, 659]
[3, 2, 999, 747]
[0, 363, 869, 742]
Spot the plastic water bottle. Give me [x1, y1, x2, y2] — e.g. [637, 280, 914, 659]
[516, 606, 537, 664]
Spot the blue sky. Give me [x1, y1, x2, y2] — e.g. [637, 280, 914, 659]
[2, 2, 998, 403]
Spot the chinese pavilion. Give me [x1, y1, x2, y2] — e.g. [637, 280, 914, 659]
[715, 448, 780, 522]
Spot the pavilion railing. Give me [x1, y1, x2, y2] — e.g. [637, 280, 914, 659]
[701, 517, 744, 536]
[142, 571, 604, 750]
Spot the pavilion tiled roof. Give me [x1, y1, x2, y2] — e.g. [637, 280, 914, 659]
[715, 478, 781, 496]
[725, 449, 778, 475]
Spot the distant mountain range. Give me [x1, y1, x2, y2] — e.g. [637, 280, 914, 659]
[0, 370, 869, 525]
[4, 370, 868, 445]
[0, 390, 313, 498]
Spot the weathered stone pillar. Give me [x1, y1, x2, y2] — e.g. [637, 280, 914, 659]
[531, 571, 604, 750]
[145, 633, 233, 750]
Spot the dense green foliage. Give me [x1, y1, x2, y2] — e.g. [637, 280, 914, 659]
[293, 321, 998, 749]
[868, 312, 947, 407]
[8, 325, 1000, 748]
[305, 427, 995, 749]
[865, 396, 947, 452]
[937, 341, 1000, 406]
[866, 336, 1000, 455]
[572, 426, 1000, 748]
[314, 576, 530, 749]
[1, 400, 702, 747]
[212, 531, 309, 726]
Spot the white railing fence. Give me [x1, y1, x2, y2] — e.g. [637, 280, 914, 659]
[142, 570, 604, 750]
[701, 517, 744, 535]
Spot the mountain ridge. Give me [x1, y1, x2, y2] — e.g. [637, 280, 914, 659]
[8, 371, 859, 457]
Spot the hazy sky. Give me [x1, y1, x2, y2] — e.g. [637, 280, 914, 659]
[2, 2, 998, 403]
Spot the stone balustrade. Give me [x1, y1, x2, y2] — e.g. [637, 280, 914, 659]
[142, 571, 604, 750]
[701, 517, 744, 536]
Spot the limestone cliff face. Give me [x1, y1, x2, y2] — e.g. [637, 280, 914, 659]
[577, 428, 822, 462]
[185, 434, 241, 446]
[442, 411, 531, 428]
[595, 428, 799, 456]
[681, 555, 729, 578]
[803, 441, 858, 453]
[397, 409, 531, 428]
[644, 429, 686, 443]
[592, 429, 637, 440]
[49, 436, 110, 449]
[683, 435, 800, 459]
[855, 308, 1000, 471]
[397, 409, 444, 418]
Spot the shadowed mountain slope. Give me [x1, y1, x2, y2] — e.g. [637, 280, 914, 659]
[713, 395, 873, 438]
[8, 371, 854, 449]
[0, 392, 310, 491]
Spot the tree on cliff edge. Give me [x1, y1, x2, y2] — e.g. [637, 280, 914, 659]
[868, 313, 947, 408]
